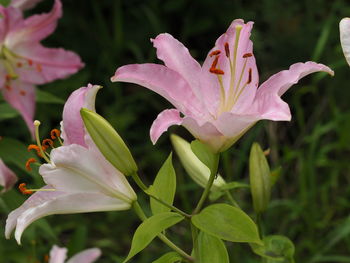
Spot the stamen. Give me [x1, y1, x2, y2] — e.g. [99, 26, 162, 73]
[34, 120, 51, 163]
[19, 90, 26, 96]
[16, 62, 23, 68]
[28, 59, 33, 66]
[5, 74, 11, 81]
[224, 42, 230, 57]
[209, 68, 224, 75]
[42, 139, 54, 148]
[247, 68, 252, 84]
[243, 53, 252, 58]
[25, 158, 36, 171]
[50, 129, 61, 139]
[19, 183, 33, 195]
[28, 144, 43, 157]
[209, 50, 221, 57]
[211, 56, 219, 69]
[5, 85, 12, 91]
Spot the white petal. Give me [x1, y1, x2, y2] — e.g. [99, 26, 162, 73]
[49, 245, 67, 263]
[340, 18, 350, 66]
[66, 248, 101, 263]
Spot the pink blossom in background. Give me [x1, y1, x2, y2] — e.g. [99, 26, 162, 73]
[0, 158, 17, 193]
[49, 245, 101, 263]
[0, 0, 84, 135]
[10, 0, 43, 11]
[340, 18, 350, 66]
[112, 19, 333, 152]
[5, 84, 136, 244]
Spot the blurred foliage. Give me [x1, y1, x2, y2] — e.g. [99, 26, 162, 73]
[1, 0, 350, 262]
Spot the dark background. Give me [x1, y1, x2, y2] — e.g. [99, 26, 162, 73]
[0, 0, 349, 262]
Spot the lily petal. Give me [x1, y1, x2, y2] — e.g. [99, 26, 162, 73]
[150, 109, 183, 144]
[340, 18, 350, 66]
[10, 0, 43, 11]
[151, 33, 203, 102]
[62, 84, 101, 146]
[40, 144, 136, 202]
[0, 159, 17, 193]
[6, 0, 62, 46]
[2, 80, 35, 135]
[5, 187, 131, 244]
[13, 43, 84, 85]
[66, 248, 101, 263]
[255, 62, 334, 121]
[112, 63, 205, 117]
[49, 245, 67, 263]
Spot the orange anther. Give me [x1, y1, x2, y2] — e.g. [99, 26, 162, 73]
[44, 254, 49, 262]
[247, 68, 252, 84]
[50, 129, 61, 140]
[28, 144, 43, 157]
[42, 139, 54, 148]
[211, 56, 219, 69]
[18, 183, 33, 195]
[209, 50, 221, 57]
[20, 90, 26, 96]
[16, 62, 23, 67]
[243, 53, 253, 58]
[28, 59, 33, 66]
[36, 64, 42, 73]
[25, 158, 36, 171]
[224, 42, 230, 57]
[5, 74, 11, 81]
[5, 85, 12, 91]
[209, 68, 224, 75]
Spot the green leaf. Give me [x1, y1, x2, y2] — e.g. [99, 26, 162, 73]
[150, 153, 177, 214]
[251, 235, 295, 263]
[36, 89, 64, 104]
[0, 103, 19, 121]
[220, 181, 250, 191]
[124, 212, 185, 262]
[198, 232, 229, 263]
[249, 142, 271, 213]
[270, 166, 282, 186]
[190, 139, 217, 173]
[191, 203, 261, 244]
[152, 252, 182, 263]
[0, 0, 10, 7]
[0, 137, 37, 172]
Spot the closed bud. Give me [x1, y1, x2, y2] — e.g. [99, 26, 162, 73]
[249, 142, 271, 214]
[171, 134, 225, 191]
[80, 108, 138, 176]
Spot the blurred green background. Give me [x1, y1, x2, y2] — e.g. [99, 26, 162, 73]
[1, 0, 350, 262]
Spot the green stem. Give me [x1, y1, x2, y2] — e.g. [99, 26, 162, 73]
[225, 190, 241, 209]
[131, 172, 191, 218]
[132, 202, 194, 262]
[190, 223, 199, 260]
[193, 154, 220, 214]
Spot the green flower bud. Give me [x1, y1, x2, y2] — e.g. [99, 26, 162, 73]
[249, 142, 271, 214]
[171, 134, 225, 191]
[80, 108, 137, 176]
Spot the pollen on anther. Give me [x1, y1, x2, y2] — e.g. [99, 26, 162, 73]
[50, 129, 61, 140]
[28, 59, 33, 66]
[42, 139, 54, 148]
[36, 64, 42, 72]
[18, 183, 33, 195]
[19, 90, 26, 96]
[5, 85, 12, 91]
[5, 74, 11, 81]
[209, 68, 224, 75]
[209, 50, 221, 57]
[28, 144, 43, 157]
[211, 56, 219, 69]
[247, 68, 252, 84]
[16, 62, 23, 68]
[224, 42, 230, 57]
[243, 53, 253, 58]
[25, 158, 36, 171]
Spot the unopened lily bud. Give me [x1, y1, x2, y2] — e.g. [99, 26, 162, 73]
[249, 142, 271, 214]
[80, 108, 138, 176]
[171, 134, 225, 191]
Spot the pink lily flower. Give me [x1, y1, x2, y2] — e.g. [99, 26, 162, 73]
[0, 158, 17, 193]
[48, 245, 101, 263]
[340, 18, 350, 66]
[0, 0, 84, 135]
[112, 19, 334, 152]
[5, 84, 137, 244]
[10, 0, 43, 11]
